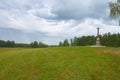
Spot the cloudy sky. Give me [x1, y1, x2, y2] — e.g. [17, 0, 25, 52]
[0, 0, 119, 45]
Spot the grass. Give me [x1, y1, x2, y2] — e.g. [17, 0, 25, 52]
[0, 47, 120, 80]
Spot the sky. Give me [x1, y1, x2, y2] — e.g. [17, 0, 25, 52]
[0, 0, 120, 45]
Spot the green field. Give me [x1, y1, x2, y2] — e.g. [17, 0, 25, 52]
[0, 47, 120, 80]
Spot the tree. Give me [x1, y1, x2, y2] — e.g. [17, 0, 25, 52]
[63, 39, 69, 46]
[30, 41, 39, 48]
[5, 40, 15, 47]
[0, 40, 6, 47]
[0, 40, 48, 48]
[15, 43, 30, 48]
[70, 39, 73, 46]
[59, 41, 63, 46]
[109, 0, 120, 25]
[73, 37, 79, 46]
[39, 42, 48, 48]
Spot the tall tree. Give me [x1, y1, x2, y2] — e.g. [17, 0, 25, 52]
[59, 41, 63, 46]
[0, 40, 6, 47]
[109, 0, 120, 25]
[30, 41, 39, 48]
[70, 39, 73, 46]
[6, 40, 15, 47]
[73, 37, 78, 46]
[39, 42, 48, 48]
[63, 39, 69, 46]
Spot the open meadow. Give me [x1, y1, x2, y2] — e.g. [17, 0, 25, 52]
[0, 47, 120, 80]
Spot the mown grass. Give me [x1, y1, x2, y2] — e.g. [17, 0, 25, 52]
[0, 47, 120, 80]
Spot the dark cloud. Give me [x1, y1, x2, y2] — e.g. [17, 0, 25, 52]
[0, 28, 64, 44]
[0, 0, 111, 21]
[0, 28, 30, 43]
[51, 0, 109, 20]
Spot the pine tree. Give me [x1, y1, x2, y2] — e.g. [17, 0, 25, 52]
[59, 41, 63, 46]
[63, 39, 69, 46]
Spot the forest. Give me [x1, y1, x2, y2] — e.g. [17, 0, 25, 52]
[59, 32, 120, 47]
[0, 33, 120, 48]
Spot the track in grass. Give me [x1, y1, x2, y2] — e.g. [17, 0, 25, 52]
[0, 47, 120, 80]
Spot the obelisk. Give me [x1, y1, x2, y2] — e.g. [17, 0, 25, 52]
[96, 28, 100, 46]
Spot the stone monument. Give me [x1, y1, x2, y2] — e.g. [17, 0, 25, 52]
[96, 28, 100, 46]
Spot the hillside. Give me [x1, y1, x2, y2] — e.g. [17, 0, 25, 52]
[0, 47, 120, 80]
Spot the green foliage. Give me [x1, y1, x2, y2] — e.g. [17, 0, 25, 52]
[0, 40, 6, 47]
[38, 42, 48, 48]
[109, 0, 120, 25]
[30, 41, 48, 48]
[59, 41, 63, 46]
[63, 39, 69, 46]
[59, 35, 96, 46]
[30, 41, 39, 48]
[0, 40, 15, 47]
[0, 47, 120, 80]
[77, 36, 96, 46]
[6, 40, 15, 47]
[70, 39, 73, 46]
[73, 36, 79, 46]
[15, 43, 30, 48]
[59, 33, 120, 47]
[59, 39, 69, 46]
[101, 33, 120, 47]
[0, 40, 48, 48]
[1, 33, 120, 48]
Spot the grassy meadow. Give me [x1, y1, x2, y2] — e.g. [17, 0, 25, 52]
[0, 47, 120, 80]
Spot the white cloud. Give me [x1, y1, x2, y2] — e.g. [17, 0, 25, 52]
[7, 13, 73, 34]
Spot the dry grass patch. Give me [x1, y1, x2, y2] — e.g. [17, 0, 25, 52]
[0, 48, 24, 53]
[97, 48, 120, 56]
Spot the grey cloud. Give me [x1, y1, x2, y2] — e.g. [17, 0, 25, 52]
[0, 0, 111, 21]
[0, 0, 115, 27]
[51, 0, 109, 20]
[0, 28, 63, 45]
[0, 0, 44, 14]
[0, 28, 30, 43]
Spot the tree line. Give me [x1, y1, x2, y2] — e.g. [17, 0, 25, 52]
[0, 33, 120, 48]
[59, 33, 120, 47]
[0, 40, 48, 48]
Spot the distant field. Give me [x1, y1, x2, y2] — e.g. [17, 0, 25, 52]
[0, 47, 120, 80]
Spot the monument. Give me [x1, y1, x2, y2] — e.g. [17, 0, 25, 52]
[96, 28, 100, 46]
[91, 28, 105, 47]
